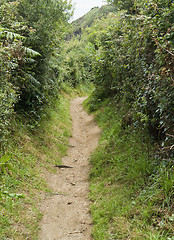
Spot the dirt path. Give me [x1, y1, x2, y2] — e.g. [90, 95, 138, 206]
[39, 97, 101, 240]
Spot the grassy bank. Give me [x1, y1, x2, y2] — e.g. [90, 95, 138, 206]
[85, 96, 174, 240]
[0, 95, 72, 240]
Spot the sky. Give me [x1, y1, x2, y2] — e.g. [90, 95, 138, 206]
[71, 0, 106, 21]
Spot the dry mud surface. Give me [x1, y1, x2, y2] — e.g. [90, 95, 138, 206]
[39, 97, 101, 240]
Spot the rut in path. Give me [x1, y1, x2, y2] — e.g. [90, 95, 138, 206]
[39, 97, 101, 240]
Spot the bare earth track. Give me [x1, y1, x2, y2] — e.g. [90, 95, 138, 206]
[39, 97, 101, 240]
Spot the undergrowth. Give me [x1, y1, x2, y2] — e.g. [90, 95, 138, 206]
[0, 95, 71, 240]
[85, 96, 174, 240]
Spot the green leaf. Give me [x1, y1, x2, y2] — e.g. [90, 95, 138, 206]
[24, 47, 41, 57]
[25, 73, 41, 86]
[0, 29, 25, 40]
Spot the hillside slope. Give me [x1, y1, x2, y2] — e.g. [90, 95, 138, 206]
[71, 4, 115, 36]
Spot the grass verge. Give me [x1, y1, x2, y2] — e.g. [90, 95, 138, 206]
[0, 95, 71, 240]
[85, 96, 174, 240]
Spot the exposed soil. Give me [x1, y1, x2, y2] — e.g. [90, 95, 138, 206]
[39, 97, 101, 240]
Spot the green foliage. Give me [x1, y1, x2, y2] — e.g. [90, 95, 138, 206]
[107, 0, 136, 13]
[85, 97, 174, 239]
[15, 0, 72, 111]
[58, 37, 95, 88]
[0, 0, 72, 148]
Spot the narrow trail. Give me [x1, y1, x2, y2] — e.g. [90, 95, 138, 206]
[39, 97, 101, 240]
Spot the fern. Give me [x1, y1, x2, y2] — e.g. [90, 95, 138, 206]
[0, 27, 40, 57]
[0, 27, 25, 40]
[25, 73, 41, 86]
[5, 31, 25, 40]
[24, 47, 41, 57]
[24, 58, 36, 64]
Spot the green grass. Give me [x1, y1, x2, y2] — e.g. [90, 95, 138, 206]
[85, 96, 174, 240]
[0, 95, 72, 240]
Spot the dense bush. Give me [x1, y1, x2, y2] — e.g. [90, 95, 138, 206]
[0, 0, 72, 149]
[58, 37, 94, 87]
[16, 0, 72, 108]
